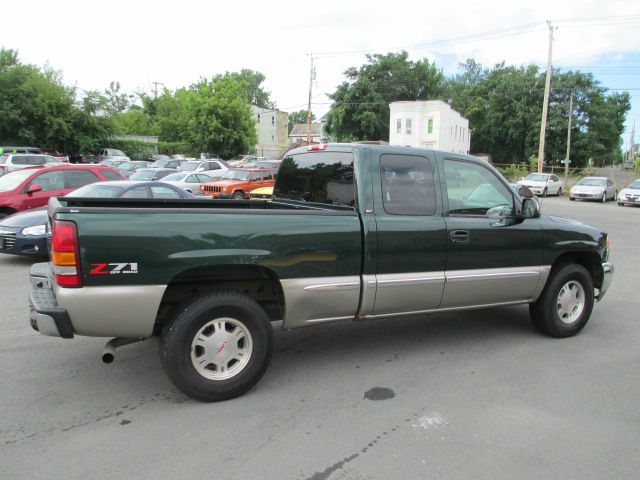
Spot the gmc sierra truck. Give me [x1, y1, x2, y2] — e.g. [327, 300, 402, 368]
[29, 144, 613, 401]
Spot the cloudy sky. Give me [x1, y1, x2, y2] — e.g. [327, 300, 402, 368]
[3, 0, 640, 145]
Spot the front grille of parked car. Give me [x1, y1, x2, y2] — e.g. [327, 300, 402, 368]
[202, 185, 221, 193]
[0, 232, 16, 249]
[624, 194, 640, 200]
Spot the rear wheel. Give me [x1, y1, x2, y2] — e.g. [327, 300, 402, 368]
[530, 264, 594, 338]
[160, 290, 273, 401]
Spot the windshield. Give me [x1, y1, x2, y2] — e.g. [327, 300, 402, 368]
[628, 180, 640, 189]
[119, 163, 138, 171]
[162, 173, 188, 181]
[221, 170, 251, 181]
[179, 162, 199, 171]
[578, 178, 606, 186]
[67, 184, 123, 198]
[0, 169, 35, 192]
[524, 173, 548, 182]
[108, 149, 126, 157]
[150, 160, 171, 168]
[130, 170, 156, 180]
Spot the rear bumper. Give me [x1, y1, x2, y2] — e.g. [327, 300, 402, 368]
[596, 261, 613, 302]
[28, 262, 74, 338]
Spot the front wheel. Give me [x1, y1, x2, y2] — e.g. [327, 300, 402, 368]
[557, 187, 562, 197]
[231, 191, 245, 200]
[542, 188, 548, 197]
[601, 192, 607, 203]
[530, 264, 594, 338]
[160, 290, 273, 401]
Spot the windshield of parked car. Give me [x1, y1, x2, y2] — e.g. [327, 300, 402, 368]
[150, 160, 173, 168]
[130, 170, 158, 181]
[524, 173, 548, 182]
[220, 170, 251, 181]
[178, 162, 199, 171]
[162, 173, 188, 181]
[627, 180, 640, 189]
[118, 163, 140, 171]
[578, 178, 606, 186]
[67, 184, 124, 198]
[108, 149, 126, 157]
[0, 169, 36, 191]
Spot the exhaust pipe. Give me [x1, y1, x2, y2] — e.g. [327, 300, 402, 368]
[102, 337, 143, 364]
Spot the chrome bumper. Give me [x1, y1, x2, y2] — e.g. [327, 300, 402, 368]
[596, 261, 613, 301]
[28, 262, 74, 338]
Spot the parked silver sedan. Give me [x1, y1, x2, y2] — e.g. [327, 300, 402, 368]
[617, 179, 640, 206]
[160, 172, 215, 193]
[569, 176, 617, 202]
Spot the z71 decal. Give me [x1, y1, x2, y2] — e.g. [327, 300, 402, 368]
[90, 263, 139, 275]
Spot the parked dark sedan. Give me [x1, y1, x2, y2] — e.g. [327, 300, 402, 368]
[129, 168, 176, 181]
[118, 160, 152, 178]
[0, 181, 204, 258]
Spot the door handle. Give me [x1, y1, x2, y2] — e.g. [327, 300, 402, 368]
[450, 230, 470, 243]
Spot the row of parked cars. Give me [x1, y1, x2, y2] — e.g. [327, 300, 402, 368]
[516, 172, 639, 205]
[0, 152, 282, 259]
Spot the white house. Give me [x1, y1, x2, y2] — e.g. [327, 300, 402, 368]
[289, 123, 323, 145]
[389, 100, 470, 154]
[252, 106, 289, 159]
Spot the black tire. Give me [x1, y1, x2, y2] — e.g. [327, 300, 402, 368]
[542, 188, 548, 197]
[618, 202, 623, 207]
[160, 289, 273, 402]
[530, 264, 594, 338]
[569, 197, 575, 201]
[557, 187, 562, 197]
[601, 192, 606, 203]
[231, 191, 245, 200]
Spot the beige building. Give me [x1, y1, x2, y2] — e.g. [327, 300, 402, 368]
[252, 106, 289, 159]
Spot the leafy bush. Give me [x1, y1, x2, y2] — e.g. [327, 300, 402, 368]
[497, 164, 529, 182]
[106, 139, 194, 160]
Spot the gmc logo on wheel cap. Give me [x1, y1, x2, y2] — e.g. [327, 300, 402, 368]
[90, 263, 139, 275]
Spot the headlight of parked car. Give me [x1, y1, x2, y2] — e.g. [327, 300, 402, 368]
[22, 224, 47, 236]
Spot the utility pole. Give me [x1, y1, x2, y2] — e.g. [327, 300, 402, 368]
[306, 55, 315, 144]
[152, 81, 163, 99]
[564, 92, 573, 181]
[537, 21, 556, 173]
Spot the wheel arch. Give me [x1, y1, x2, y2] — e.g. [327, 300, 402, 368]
[549, 251, 603, 290]
[154, 264, 285, 335]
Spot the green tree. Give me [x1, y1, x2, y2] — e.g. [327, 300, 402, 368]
[215, 69, 274, 108]
[0, 47, 19, 67]
[104, 81, 133, 114]
[182, 76, 258, 157]
[288, 109, 315, 133]
[324, 51, 446, 141]
[111, 107, 159, 136]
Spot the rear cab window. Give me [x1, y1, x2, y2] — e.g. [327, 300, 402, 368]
[274, 150, 355, 209]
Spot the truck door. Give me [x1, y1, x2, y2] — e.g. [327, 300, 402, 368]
[363, 151, 447, 316]
[439, 155, 544, 308]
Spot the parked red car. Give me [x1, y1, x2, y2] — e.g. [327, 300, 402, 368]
[0, 164, 124, 218]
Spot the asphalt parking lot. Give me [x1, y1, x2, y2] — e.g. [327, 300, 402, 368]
[1, 197, 638, 480]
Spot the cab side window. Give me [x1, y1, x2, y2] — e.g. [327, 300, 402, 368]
[444, 159, 513, 215]
[380, 154, 436, 215]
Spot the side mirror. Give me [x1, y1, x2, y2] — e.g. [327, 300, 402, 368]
[522, 198, 540, 218]
[27, 184, 42, 194]
[486, 205, 512, 219]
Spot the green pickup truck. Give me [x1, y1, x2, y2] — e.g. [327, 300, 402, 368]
[29, 144, 613, 401]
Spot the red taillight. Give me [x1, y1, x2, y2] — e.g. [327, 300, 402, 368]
[52, 220, 82, 288]
[308, 143, 328, 151]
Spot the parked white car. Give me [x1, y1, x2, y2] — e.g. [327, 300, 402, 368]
[97, 148, 130, 163]
[0, 153, 62, 176]
[617, 178, 640, 206]
[177, 160, 230, 177]
[570, 176, 617, 202]
[517, 173, 563, 197]
[160, 172, 215, 193]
